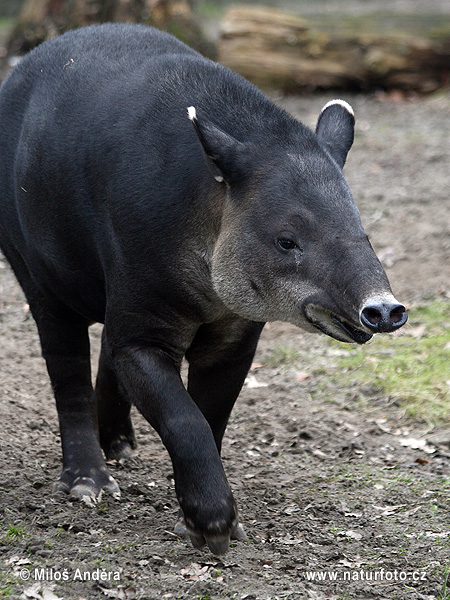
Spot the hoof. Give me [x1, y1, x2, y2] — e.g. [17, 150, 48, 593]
[53, 469, 120, 503]
[203, 534, 230, 556]
[103, 435, 136, 462]
[174, 514, 247, 554]
[186, 531, 232, 556]
[230, 521, 247, 542]
[174, 513, 188, 536]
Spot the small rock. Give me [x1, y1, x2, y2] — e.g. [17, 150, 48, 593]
[427, 432, 450, 448]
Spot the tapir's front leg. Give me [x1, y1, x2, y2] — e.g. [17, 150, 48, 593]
[186, 319, 264, 451]
[175, 319, 264, 545]
[110, 342, 238, 555]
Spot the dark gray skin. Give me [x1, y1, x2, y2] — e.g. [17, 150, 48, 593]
[0, 24, 407, 555]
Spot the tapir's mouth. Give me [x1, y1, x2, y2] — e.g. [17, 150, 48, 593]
[305, 304, 373, 345]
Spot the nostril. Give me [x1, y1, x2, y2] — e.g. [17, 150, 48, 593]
[361, 302, 408, 333]
[362, 306, 382, 326]
[360, 305, 383, 332]
[390, 304, 407, 324]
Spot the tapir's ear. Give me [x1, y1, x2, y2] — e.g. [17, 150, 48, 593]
[315, 99, 355, 168]
[187, 106, 248, 185]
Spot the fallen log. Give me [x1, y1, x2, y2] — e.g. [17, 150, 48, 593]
[218, 5, 450, 93]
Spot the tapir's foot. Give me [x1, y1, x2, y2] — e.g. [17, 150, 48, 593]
[100, 424, 137, 462]
[53, 466, 120, 503]
[174, 511, 247, 555]
[102, 433, 136, 462]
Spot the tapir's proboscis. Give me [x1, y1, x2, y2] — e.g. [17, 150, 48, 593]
[0, 24, 407, 555]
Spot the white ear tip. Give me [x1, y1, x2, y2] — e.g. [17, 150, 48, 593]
[187, 106, 197, 121]
[321, 99, 354, 117]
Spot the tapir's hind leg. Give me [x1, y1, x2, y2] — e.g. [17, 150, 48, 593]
[0, 244, 119, 500]
[96, 328, 136, 461]
[45, 328, 120, 500]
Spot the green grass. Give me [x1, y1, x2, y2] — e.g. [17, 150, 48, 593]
[3, 523, 27, 541]
[438, 564, 450, 600]
[0, 571, 16, 599]
[329, 300, 450, 424]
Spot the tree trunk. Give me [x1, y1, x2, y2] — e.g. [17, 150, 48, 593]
[7, 0, 213, 58]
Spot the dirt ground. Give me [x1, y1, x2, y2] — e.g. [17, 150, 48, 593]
[0, 89, 450, 600]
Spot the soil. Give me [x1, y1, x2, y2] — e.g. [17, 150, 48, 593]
[0, 90, 450, 600]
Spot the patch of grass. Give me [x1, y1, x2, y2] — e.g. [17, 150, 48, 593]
[438, 564, 450, 600]
[0, 571, 17, 599]
[329, 300, 450, 424]
[3, 523, 27, 541]
[265, 344, 302, 368]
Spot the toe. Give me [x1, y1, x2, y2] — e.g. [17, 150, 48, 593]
[173, 515, 188, 536]
[205, 534, 230, 556]
[188, 531, 206, 549]
[231, 521, 247, 541]
[53, 468, 120, 502]
[106, 438, 135, 462]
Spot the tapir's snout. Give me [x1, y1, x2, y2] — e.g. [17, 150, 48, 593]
[360, 299, 407, 333]
[304, 293, 407, 345]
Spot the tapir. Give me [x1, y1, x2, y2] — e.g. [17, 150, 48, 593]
[0, 23, 407, 555]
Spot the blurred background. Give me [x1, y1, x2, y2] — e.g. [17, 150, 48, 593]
[1, 0, 450, 93]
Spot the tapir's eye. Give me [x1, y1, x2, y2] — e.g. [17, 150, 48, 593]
[277, 238, 298, 251]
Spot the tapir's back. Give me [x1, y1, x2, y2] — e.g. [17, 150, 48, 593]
[0, 24, 272, 321]
[0, 23, 288, 249]
[0, 27, 200, 319]
[0, 23, 201, 216]
[0, 25, 194, 231]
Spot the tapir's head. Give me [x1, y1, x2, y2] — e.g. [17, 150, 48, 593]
[188, 100, 407, 343]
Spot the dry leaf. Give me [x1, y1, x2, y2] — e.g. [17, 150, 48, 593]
[23, 585, 63, 600]
[296, 371, 311, 382]
[399, 437, 436, 454]
[250, 363, 263, 370]
[245, 375, 268, 388]
[97, 586, 136, 599]
[337, 530, 362, 541]
[401, 324, 427, 339]
[373, 504, 407, 516]
[339, 558, 362, 568]
[180, 563, 211, 581]
[311, 449, 330, 459]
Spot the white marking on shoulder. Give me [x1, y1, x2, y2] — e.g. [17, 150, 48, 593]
[214, 175, 224, 183]
[321, 99, 354, 116]
[187, 106, 197, 121]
